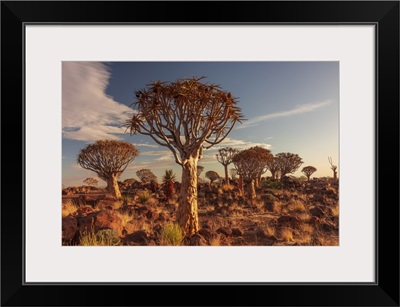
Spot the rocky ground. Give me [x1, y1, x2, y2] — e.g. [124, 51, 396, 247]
[62, 177, 339, 246]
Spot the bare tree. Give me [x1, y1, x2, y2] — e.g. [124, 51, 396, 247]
[136, 169, 158, 183]
[266, 156, 280, 180]
[205, 170, 220, 185]
[232, 146, 272, 201]
[328, 157, 338, 180]
[301, 166, 317, 181]
[77, 140, 139, 198]
[125, 77, 243, 234]
[83, 177, 98, 187]
[216, 147, 238, 185]
[275, 152, 303, 180]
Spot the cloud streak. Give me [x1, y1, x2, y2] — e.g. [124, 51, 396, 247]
[236, 100, 332, 129]
[62, 62, 134, 142]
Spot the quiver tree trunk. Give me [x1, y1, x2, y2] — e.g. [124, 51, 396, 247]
[106, 173, 121, 199]
[238, 176, 244, 196]
[224, 164, 229, 185]
[333, 170, 337, 180]
[177, 157, 199, 235]
[244, 179, 256, 203]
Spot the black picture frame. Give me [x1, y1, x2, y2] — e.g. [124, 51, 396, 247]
[1, 1, 399, 306]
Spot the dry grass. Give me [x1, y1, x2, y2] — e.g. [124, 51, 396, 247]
[291, 201, 306, 213]
[300, 224, 314, 234]
[209, 234, 222, 246]
[221, 184, 235, 192]
[79, 228, 121, 246]
[280, 228, 294, 242]
[62, 199, 79, 217]
[264, 225, 276, 237]
[331, 206, 339, 217]
[117, 211, 135, 228]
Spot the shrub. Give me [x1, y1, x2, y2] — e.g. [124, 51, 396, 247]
[160, 223, 184, 246]
[62, 199, 79, 217]
[263, 180, 284, 190]
[137, 190, 151, 203]
[79, 228, 121, 246]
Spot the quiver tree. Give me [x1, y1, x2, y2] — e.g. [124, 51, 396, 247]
[230, 168, 238, 181]
[216, 147, 238, 185]
[83, 177, 98, 187]
[266, 156, 280, 180]
[232, 146, 272, 201]
[125, 77, 243, 235]
[275, 152, 303, 180]
[328, 157, 338, 180]
[77, 140, 139, 198]
[205, 170, 220, 185]
[136, 169, 158, 183]
[196, 165, 204, 179]
[301, 166, 317, 181]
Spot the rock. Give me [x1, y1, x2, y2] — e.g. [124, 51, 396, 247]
[76, 206, 94, 216]
[188, 234, 208, 246]
[77, 212, 98, 233]
[198, 228, 213, 239]
[124, 230, 148, 245]
[231, 228, 243, 237]
[62, 216, 78, 241]
[277, 215, 301, 228]
[94, 210, 123, 236]
[95, 198, 122, 210]
[310, 206, 325, 218]
[216, 227, 232, 237]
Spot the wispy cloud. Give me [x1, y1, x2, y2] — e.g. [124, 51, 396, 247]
[133, 143, 159, 148]
[236, 100, 332, 129]
[62, 62, 134, 142]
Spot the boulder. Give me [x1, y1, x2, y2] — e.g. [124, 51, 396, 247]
[216, 227, 232, 237]
[310, 206, 325, 218]
[188, 234, 208, 246]
[94, 210, 123, 236]
[231, 228, 243, 237]
[124, 230, 148, 245]
[62, 216, 78, 241]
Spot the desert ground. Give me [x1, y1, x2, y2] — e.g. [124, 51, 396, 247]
[62, 176, 339, 246]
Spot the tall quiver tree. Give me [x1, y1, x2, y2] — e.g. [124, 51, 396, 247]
[77, 140, 139, 199]
[232, 146, 272, 201]
[301, 166, 317, 181]
[216, 147, 238, 185]
[328, 157, 338, 180]
[275, 152, 303, 180]
[125, 77, 243, 235]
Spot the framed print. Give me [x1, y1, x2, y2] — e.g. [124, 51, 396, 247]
[1, 1, 399, 306]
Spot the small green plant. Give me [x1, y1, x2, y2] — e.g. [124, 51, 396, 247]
[79, 228, 121, 246]
[160, 223, 184, 246]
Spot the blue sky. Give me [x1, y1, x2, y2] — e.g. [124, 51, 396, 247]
[62, 61, 339, 187]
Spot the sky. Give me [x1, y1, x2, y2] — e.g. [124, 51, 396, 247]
[62, 61, 339, 188]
